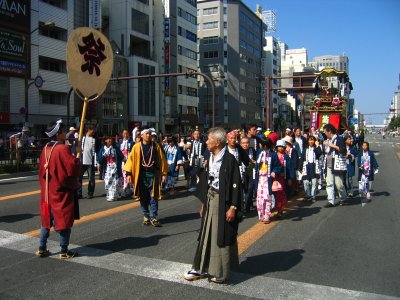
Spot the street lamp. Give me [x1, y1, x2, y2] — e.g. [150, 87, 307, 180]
[24, 21, 55, 124]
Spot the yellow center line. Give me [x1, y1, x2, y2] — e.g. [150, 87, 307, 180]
[24, 201, 140, 237]
[238, 196, 303, 255]
[0, 180, 103, 201]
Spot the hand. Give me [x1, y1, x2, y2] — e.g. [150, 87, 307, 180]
[226, 207, 236, 222]
[271, 172, 276, 179]
[162, 175, 166, 183]
[200, 204, 204, 218]
[126, 175, 132, 184]
[175, 166, 179, 172]
[374, 169, 379, 174]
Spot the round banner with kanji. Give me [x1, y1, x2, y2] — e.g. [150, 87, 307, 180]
[66, 27, 114, 100]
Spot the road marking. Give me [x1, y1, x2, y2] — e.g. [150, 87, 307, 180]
[0, 230, 395, 300]
[24, 200, 141, 237]
[0, 175, 36, 182]
[0, 180, 103, 201]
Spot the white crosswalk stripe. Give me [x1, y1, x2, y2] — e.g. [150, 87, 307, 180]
[0, 230, 396, 300]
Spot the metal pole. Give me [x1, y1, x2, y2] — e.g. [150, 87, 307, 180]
[266, 76, 271, 129]
[67, 87, 73, 126]
[110, 71, 216, 127]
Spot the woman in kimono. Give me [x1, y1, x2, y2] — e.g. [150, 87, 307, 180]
[164, 136, 183, 195]
[36, 120, 81, 259]
[118, 129, 134, 198]
[255, 138, 281, 224]
[344, 135, 357, 197]
[357, 142, 379, 201]
[98, 136, 124, 201]
[300, 136, 322, 201]
[274, 139, 295, 218]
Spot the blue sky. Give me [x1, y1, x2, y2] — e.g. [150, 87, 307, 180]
[244, 0, 400, 124]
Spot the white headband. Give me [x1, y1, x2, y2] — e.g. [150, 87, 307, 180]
[45, 119, 62, 137]
[141, 129, 151, 135]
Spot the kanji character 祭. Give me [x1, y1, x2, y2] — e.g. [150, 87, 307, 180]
[78, 32, 107, 76]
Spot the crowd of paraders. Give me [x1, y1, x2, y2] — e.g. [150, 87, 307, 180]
[28, 120, 379, 283]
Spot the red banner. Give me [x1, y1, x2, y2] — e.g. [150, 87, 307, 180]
[329, 114, 341, 130]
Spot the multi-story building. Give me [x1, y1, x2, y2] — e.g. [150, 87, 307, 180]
[311, 55, 349, 74]
[263, 36, 286, 129]
[197, 0, 267, 129]
[0, 0, 76, 136]
[107, 0, 160, 131]
[154, 0, 198, 133]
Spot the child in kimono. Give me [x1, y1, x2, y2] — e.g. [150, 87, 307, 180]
[98, 136, 123, 201]
[358, 142, 379, 201]
[344, 135, 357, 197]
[256, 138, 281, 224]
[274, 139, 295, 218]
[164, 136, 183, 195]
[300, 136, 322, 201]
[118, 129, 134, 198]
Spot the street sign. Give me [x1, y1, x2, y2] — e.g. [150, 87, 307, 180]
[34, 75, 44, 88]
[350, 118, 358, 125]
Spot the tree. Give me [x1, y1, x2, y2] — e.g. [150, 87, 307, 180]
[388, 116, 400, 131]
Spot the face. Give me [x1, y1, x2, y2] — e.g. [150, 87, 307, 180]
[248, 127, 257, 137]
[193, 130, 200, 140]
[227, 135, 237, 147]
[295, 129, 301, 136]
[311, 127, 316, 132]
[56, 128, 67, 142]
[345, 138, 352, 146]
[276, 146, 284, 153]
[240, 138, 249, 150]
[135, 136, 141, 143]
[142, 132, 151, 143]
[323, 129, 333, 139]
[105, 138, 112, 147]
[308, 138, 315, 147]
[362, 143, 368, 151]
[285, 130, 291, 135]
[206, 134, 219, 153]
[122, 130, 129, 139]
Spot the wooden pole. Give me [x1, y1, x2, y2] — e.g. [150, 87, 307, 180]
[76, 97, 88, 158]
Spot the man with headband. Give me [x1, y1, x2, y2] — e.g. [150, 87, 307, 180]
[36, 119, 81, 259]
[124, 127, 169, 227]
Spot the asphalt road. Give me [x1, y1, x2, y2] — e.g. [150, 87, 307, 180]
[1, 134, 399, 299]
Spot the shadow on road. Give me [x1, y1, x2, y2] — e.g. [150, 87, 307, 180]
[286, 206, 322, 222]
[0, 213, 38, 223]
[81, 235, 170, 254]
[161, 212, 199, 224]
[238, 249, 305, 276]
[372, 191, 390, 197]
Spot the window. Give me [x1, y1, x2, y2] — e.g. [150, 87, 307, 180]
[41, 0, 67, 9]
[224, 110, 228, 117]
[186, 30, 197, 42]
[224, 80, 227, 87]
[224, 95, 228, 102]
[223, 7, 227, 15]
[39, 23, 67, 41]
[178, 8, 196, 25]
[203, 21, 218, 30]
[203, 36, 219, 45]
[224, 51, 227, 58]
[137, 0, 149, 4]
[224, 36, 227, 43]
[178, 26, 182, 36]
[224, 22, 227, 28]
[178, 45, 182, 55]
[132, 9, 149, 35]
[178, 85, 183, 94]
[187, 87, 197, 97]
[40, 91, 67, 105]
[185, 0, 196, 7]
[185, 49, 197, 60]
[178, 65, 183, 72]
[39, 56, 66, 73]
[203, 7, 218, 15]
[204, 51, 218, 59]
[0, 77, 9, 112]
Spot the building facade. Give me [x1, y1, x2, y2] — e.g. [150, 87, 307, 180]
[311, 55, 349, 74]
[197, 0, 267, 129]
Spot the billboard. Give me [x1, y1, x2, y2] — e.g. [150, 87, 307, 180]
[0, 0, 30, 33]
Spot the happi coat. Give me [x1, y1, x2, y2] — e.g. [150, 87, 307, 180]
[38, 142, 81, 230]
[123, 141, 169, 200]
